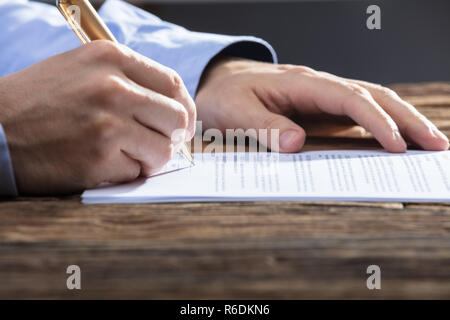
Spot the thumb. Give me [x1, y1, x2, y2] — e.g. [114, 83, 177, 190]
[239, 93, 306, 153]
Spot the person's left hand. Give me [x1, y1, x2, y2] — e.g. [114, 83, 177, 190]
[195, 57, 449, 153]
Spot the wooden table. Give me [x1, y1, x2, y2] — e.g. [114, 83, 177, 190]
[1, 83, 449, 299]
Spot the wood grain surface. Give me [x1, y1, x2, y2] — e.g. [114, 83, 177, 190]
[1, 83, 450, 299]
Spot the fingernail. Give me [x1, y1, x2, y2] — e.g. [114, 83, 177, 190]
[280, 130, 301, 150]
[393, 130, 407, 150]
[431, 126, 449, 142]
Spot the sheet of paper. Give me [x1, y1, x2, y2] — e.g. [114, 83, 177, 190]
[82, 150, 450, 204]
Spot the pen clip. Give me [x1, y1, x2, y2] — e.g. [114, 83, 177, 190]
[56, 0, 90, 44]
[57, 0, 118, 44]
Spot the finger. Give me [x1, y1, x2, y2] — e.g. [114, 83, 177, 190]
[227, 91, 306, 153]
[337, 77, 449, 151]
[116, 44, 197, 139]
[120, 121, 174, 176]
[283, 72, 407, 153]
[80, 41, 195, 132]
[117, 80, 189, 140]
[105, 151, 141, 184]
[85, 147, 141, 186]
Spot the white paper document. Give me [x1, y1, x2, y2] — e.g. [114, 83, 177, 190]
[82, 150, 450, 204]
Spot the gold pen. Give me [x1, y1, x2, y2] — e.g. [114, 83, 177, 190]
[56, 0, 194, 165]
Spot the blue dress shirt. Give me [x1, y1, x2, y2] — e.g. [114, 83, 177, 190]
[0, 0, 276, 196]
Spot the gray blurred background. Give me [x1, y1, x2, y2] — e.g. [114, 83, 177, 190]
[42, 0, 450, 84]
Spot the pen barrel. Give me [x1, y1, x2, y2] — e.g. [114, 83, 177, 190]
[56, 0, 117, 43]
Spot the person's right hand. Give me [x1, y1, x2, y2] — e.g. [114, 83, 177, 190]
[0, 41, 196, 195]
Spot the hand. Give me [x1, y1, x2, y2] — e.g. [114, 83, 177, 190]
[0, 41, 196, 195]
[195, 58, 449, 153]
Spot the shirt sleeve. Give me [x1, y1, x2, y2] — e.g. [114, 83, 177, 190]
[98, 0, 277, 97]
[0, 0, 277, 195]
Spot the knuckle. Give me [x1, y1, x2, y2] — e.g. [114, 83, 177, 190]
[166, 70, 184, 97]
[340, 84, 372, 113]
[276, 64, 296, 71]
[378, 85, 399, 98]
[91, 74, 128, 105]
[174, 103, 189, 130]
[285, 65, 317, 75]
[85, 40, 123, 63]
[261, 115, 282, 131]
[91, 112, 119, 144]
[347, 83, 371, 99]
[103, 75, 126, 96]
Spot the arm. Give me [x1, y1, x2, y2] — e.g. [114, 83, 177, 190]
[0, 0, 276, 195]
[0, 0, 276, 97]
[1, 0, 447, 196]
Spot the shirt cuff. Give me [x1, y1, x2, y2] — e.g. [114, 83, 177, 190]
[0, 124, 18, 197]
